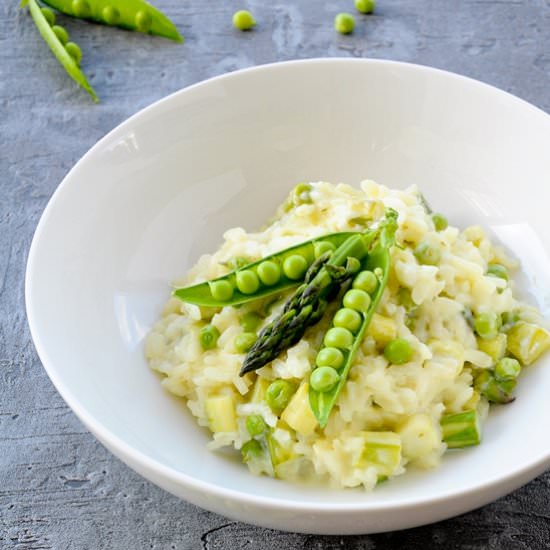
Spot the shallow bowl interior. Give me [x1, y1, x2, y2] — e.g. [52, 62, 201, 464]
[26, 59, 550, 534]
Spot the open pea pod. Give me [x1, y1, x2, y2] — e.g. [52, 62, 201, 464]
[309, 210, 398, 428]
[41, 0, 183, 42]
[23, 0, 98, 101]
[173, 232, 360, 307]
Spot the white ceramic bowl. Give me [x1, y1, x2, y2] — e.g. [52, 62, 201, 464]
[26, 59, 550, 535]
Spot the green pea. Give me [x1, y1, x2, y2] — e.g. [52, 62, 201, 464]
[324, 327, 354, 349]
[475, 370, 515, 404]
[414, 241, 441, 266]
[431, 213, 448, 232]
[316, 347, 345, 369]
[65, 42, 82, 65]
[474, 312, 501, 340]
[72, 0, 91, 18]
[246, 414, 267, 437]
[334, 12, 355, 34]
[257, 260, 281, 286]
[265, 380, 296, 413]
[209, 280, 234, 302]
[52, 25, 69, 45]
[487, 263, 509, 281]
[310, 366, 340, 393]
[135, 10, 153, 32]
[384, 338, 413, 365]
[343, 289, 371, 313]
[346, 257, 361, 275]
[241, 439, 263, 462]
[235, 332, 257, 353]
[494, 357, 521, 379]
[240, 311, 262, 332]
[40, 7, 55, 26]
[283, 255, 308, 280]
[233, 9, 256, 30]
[353, 270, 378, 294]
[102, 5, 120, 24]
[236, 270, 260, 295]
[313, 241, 336, 258]
[199, 325, 220, 350]
[355, 0, 375, 14]
[333, 308, 362, 333]
[293, 182, 313, 205]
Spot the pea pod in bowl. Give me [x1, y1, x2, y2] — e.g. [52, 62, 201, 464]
[173, 232, 360, 308]
[309, 209, 398, 428]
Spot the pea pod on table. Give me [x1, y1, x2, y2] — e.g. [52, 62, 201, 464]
[41, 0, 183, 42]
[22, 0, 98, 101]
[309, 209, 398, 428]
[173, 232, 360, 307]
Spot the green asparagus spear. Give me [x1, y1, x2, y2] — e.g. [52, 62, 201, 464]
[441, 410, 481, 448]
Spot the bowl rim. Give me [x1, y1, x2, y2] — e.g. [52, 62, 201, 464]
[25, 57, 550, 513]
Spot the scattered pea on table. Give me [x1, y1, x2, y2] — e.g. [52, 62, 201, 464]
[233, 9, 256, 31]
[355, 0, 376, 14]
[334, 12, 355, 34]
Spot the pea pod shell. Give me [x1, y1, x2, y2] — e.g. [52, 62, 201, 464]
[309, 241, 392, 427]
[41, 0, 183, 42]
[174, 232, 360, 307]
[24, 0, 98, 101]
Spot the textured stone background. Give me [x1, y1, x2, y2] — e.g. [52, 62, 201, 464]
[2, 0, 550, 548]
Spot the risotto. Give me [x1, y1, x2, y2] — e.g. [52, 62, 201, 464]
[145, 181, 550, 490]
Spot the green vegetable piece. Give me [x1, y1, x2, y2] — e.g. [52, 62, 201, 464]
[199, 325, 220, 350]
[23, 0, 98, 101]
[266, 380, 296, 414]
[494, 357, 521, 380]
[333, 308, 362, 334]
[431, 213, 448, 231]
[313, 241, 336, 258]
[232, 9, 255, 31]
[315, 347, 345, 369]
[257, 260, 281, 286]
[310, 366, 339, 393]
[240, 311, 262, 332]
[441, 410, 481, 448]
[65, 41, 82, 64]
[236, 269, 260, 295]
[355, 0, 375, 14]
[41, 0, 183, 42]
[241, 439, 263, 462]
[324, 327, 354, 349]
[397, 287, 415, 311]
[72, 0, 90, 17]
[414, 241, 441, 265]
[309, 209, 398, 427]
[345, 256, 361, 275]
[334, 12, 355, 34]
[41, 6, 55, 24]
[487, 263, 509, 281]
[343, 288, 371, 313]
[292, 182, 313, 205]
[175, 232, 359, 307]
[383, 338, 413, 365]
[102, 5, 120, 24]
[501, 310, 520, 330]
[246, 414, 267, 437]
[352, 270, 378, 294]
[52, 24, 69, 44]
[235, 332, 257, 353]
[474, 311, 501, 340]
[208, 279, 234, 302]
[283, 254, 308, 280]
[475, 370, 515, 404]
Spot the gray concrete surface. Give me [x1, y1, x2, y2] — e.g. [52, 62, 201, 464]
[2, 0, 550, 548]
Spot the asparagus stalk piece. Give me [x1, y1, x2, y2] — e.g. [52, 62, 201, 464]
[441, 410, 481, 448]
